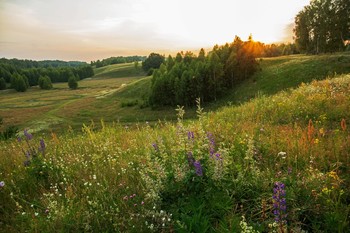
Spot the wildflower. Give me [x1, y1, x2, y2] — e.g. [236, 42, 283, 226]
[187, 131, 194, 140]
[0, 181, 5, 187]
[278, 151, 287, 159]
[193, 161, 203, 176]
[215, 153, 222, 161]
[187, 152, 195, 166]
[341, 118, 346, 131]
[123, 196, 128, 201]
[152, 143, 158, 151]
[17, 137, 22, 142]
[207, 132, 216, 156]
[141, 201, 144, 205]
[24, 129, 33, 141]
[39, 139, 46, 152]
[92, 174, 96, 180]
[272, 182, 287, 224]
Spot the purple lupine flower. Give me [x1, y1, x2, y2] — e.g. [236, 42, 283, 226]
[207, 132, 216, 156]
[25, 151, 30, 159]
[0, 181, 5, 187]
[273, 182, 287, 224]
[17, 137, 22, 142]
[24, 129, 33, 140]
[152, 143, 158, 151]
[39, 139, 46, 152]
[193, 161, 203, 176]
[215, 153, 222, 161]
[187, 152, 195, 166]
[187, 131, 194, 140]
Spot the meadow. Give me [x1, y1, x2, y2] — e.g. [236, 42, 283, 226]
[0, 53, 350, 232]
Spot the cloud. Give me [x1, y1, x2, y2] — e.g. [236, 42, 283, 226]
[0, 0, 310, 61]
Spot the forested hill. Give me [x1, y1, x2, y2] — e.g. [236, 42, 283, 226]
[0, 58, 87, 69]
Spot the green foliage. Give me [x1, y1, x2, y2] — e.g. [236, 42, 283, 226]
[0, 58, 94, 88]
[38, 76, 53, 90]
[91, 55, 146, 68]
[142, 53, 165, 74]
[11, 73, 29, 92]
[0, 125, 19, 140]
[68, 75, 78, 89]
[0, 77, 6, 90]
[149, 36, 259, 107]
[294, 0, 350, 53]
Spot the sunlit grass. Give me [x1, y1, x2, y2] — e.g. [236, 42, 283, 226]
[0, 74, 349, 232]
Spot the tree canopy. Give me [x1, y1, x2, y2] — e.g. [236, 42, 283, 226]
[142, 53, 165, 75]
[149, 36, 259, 107]
[294, 0, 350, 53]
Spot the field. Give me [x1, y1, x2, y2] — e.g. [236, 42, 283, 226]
[1, 53, 350, 134]
[0, 54, 350, 232]
[0, 63, 145, 133]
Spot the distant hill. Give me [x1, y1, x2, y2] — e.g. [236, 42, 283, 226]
[106, 53, 350, 112]
[93, 63, 145, 79]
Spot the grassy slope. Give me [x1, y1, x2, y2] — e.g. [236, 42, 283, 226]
[1, 73, 349, 232]
[213, 53, 350, 106]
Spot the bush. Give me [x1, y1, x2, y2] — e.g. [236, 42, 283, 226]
[68, 75, 78, 89]
[0, 125, 19, 140]
[38, 76, 53, 90]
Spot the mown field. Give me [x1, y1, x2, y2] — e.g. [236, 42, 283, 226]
[0, 53, 350, 232]
[0, 64, 145, 133]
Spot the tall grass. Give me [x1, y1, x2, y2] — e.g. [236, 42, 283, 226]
[0, 75, 349, 232]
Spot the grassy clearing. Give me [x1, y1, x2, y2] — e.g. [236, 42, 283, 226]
[0, 74, 349, 232]
[0, 63, 144, 133]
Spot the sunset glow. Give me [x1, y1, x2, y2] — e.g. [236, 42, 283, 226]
[0, 0, 310, 61]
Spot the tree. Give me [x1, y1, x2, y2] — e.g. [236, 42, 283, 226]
[11, 73, 28, 92]
[208, 51, 223, 101]
[142, 53, 165, 75]
[68, 75, 78, 89]
[0, 77, 6, 90]
[294, 0, 350, 53]
[38, 76, 52, 90]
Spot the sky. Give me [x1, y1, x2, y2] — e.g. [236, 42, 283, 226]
[0, 0, 310, 62]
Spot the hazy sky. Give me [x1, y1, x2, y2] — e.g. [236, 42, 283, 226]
[0, 0, 310, 61]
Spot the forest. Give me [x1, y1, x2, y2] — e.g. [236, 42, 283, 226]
[0, 58, 94, 92]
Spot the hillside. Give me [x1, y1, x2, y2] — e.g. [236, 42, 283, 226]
[213, 53, 350, 106]
[0, 63, 145, 133]
[1, 71, 349, 232]
[1, 53, 350, 132]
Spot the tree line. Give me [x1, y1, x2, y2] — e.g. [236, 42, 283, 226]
[294, 0, 350, 54]
[147, 35, 261, 107]
[91, 56, 146, 68]
[0, 58, 87, 69]
[0, 58, 94, 92]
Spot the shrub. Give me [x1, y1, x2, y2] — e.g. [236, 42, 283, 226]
[38, 76, 53, 90]
[68, 75, 78, 89]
